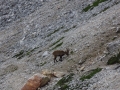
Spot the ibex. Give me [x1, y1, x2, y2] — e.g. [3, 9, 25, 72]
[52, 48, 69, 63]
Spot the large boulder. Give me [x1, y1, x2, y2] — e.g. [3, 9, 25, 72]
[21, 73, 50, 90]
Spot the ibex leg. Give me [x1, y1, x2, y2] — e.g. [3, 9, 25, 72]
[59, 56, 62, 61]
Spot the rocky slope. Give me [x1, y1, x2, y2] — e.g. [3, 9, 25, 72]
[0, 0, 120, 90]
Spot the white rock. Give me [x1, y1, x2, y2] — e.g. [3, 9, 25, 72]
[41, 69, 65, 78]
[80, 66, 85, 71]
[53, 71, 65, 78]
[42, 51, 49, 57]
[116, 27, 120, 33]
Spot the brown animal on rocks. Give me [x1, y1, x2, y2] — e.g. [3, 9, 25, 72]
[52, 48, 69, 63]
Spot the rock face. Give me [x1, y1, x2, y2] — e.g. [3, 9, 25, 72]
[0, 0, 120, 90]
[0, 0, 43, 29]
[21, 73, 50, 90]
[106, 39, 120, 55]
[0, 0, 119, 57]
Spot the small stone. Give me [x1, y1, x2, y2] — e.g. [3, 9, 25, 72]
[79, 60, 86, 65]
[116, 27, 120, 33]
[74, 48, 77, 52]
[113, 36, 117, 40]
[42, 51, 49, 57]
[53, 71, 65, 78]
[80, 66, 85, 71]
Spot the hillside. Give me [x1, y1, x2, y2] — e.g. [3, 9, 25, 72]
[0, 0, 120, 90]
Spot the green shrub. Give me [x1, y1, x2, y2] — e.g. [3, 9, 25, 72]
[13, 47, 38, 59]
[63, 25, 76, 33]
[107, 52, 120, 65]
[40, 61, 47, 66]
[80, 68, 102, 81]
[54, 73, 74, 90]
[82, 0, 108, 12]
[70, 51, 74, 54]
[47, 26, 64, 37]
[12, 50, 25, 59]
[50, 37, 64, 47]
[52, 42, 63, 50]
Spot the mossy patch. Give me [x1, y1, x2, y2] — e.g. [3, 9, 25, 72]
[36, 61, 47, 67]
[83, 4, 91, 12]
[40, 61, 47, 66]
[26, 49, 34, 56]
[107, 52, 120, 65]
[101, 7, 109, 12]
[50, 37, 64, 47]
[82, 0, 108, 12]
[0, 64, 18, 76]
[51, 42, 63, 50]
[70, 51, 74, 54]
[13, 47, 38, 59]
[90, 1, 119, 17]
[80, 68, 102, 81]
[47, 26, 64, 37]
[12, 50, 25, 59]
[54, 73, 74, 90]
[59, 84, 69, 90]
[63, 25, 76, 33]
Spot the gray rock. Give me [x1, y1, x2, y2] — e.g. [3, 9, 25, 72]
[116, 27, 120, 33]
[106, 39, 120, 55]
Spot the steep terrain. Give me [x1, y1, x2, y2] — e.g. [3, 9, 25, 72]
[0, 0, 120, 90]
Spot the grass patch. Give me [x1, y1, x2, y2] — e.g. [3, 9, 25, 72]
[107, 52, 120, 65]
[40, 61, 47, 66]
[5, 64, 18, 73]
[50, 37, 64, 47]
[63, 28, 71, 33]
[63, 25, 76, 33]
[13, 47, 38, 59]
[80, 68, 102, 81]
[102, 7, 109, 12]
[54, 73, 74, 90]
[26, 47, 39, 56]
[47, 26, 64, 37]
[92, 1, 120, 16]
[82, 0, 108, 12]
[70, 51, 74, 54]
[51, 42, 63, 50]
[26, 49, 34, 56]
[12, 50, 25, 59]
[59, 84, 69, 90]
[83, 4, 92, 12]
[56, 73, 74, 85]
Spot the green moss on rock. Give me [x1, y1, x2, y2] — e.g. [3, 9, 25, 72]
[13, 47, 38, 59]
[54, 73, 74, 90]
[50, 37, 64, 47]
[63, 25, 76, 33]
[12, 50, 25, 59]
[80, 68, 102, 81]
[52, 42, 63, 50]
[47, 26, 64, 37]
[82, 0, 108, 12]
[107, 52, 120, 65]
